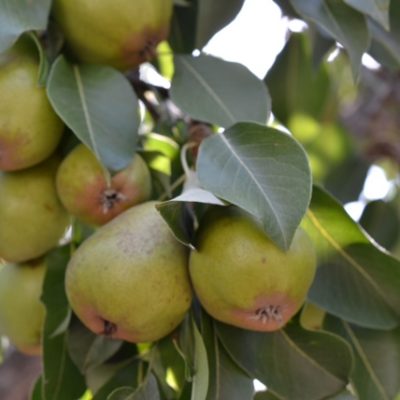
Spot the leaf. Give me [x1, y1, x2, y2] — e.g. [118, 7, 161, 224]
[327, 390, 357, 400]
[360, 200, 400, 251]
[344, 0, 390, 30]
[92, 358, 140, 400]
[169, 0, 245, 52]
[254, 391, 283, 400]
[156, 184, 224, 248]
[0, 0, 51, 53]
[108, 374, 160, 400]
[41, 247, 86, 400]
[290, 0, 369, 79]
[265, 32, 333, 125]
[197, 122, 312, 250]
[191, 319, 209, 400]
[325, 316, 400, 400]
[195, 0, 245, 48]
[47, 56, 139, 171]
[368, 1, 400, 69]
[217, 320, 352, 400]
[201, 313, 254, 400]
[171, 54, 271, 128]
[30, 376, 43, 400]
[304, 187, 400, 329]
[67, 318, 123, 373]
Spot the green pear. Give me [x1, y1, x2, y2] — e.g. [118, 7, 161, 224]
[0, 259, 46, 355]
[65, 201, 192, 343]
[53, 0, 173, 70]
[0, 157, 70, 263]
[0, 38, 63, 171]
[189, 206, 317, 332]
[56, 144, 152, 226]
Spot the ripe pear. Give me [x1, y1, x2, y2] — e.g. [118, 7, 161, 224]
[56, 144, 152, 226]
[189, 207, 317, 332]
[65, 201, 192, 343]
[0, 38, 63, 171]
[0, 157, 70, 263]
[0, 259, 46, 355]
[53, 0, 173, 70]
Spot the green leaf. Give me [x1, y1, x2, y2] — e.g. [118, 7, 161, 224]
[67, 318, 123, 373]
[169, 0, 245, 52]
[360, 200, 400, 251]
[107, 387, 136, 400]
[191, 318, 209, 400]
[304, 187, 400, 329]
[30, 376, 43, 400]
[92, 358, 140, 400]
[171, 54, 271, 128]
[368, 1, 400, 69]
[325, 316, 400, 400]
[265, 32, 333, 125]
[254, 391, 283, 400]
[195, 0, 245, 48]
[156, 184, 224, 248]
[201, 314, 254, 400]
[344, 0, 390, 30]
[108, 374, 160, 400]
[47, 56, 139, 171]
[197, 123, 312, 250]
[290, 0, 369, 79]
[0, 0, 51, 53]
[217, 320, 352, 400]
[327, 390, 357, 400]
[42, 247, 86, 400]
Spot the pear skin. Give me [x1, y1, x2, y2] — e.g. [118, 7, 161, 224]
[189, 207, 317, 332]
[53, 0, 173, 70]
[56, 145, 152, 226]
[0, 38, 63, 171]
[65, 201, 192, 343]
[0, 259, 46, 355]
[0, 157, 70, 263]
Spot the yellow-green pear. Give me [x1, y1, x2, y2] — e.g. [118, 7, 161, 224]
[66, 201, 192, 343]
[0, 157, 70, 263]
[56, 144, 152, 226]
[0, 259, 46, 355]
[53, 0, 173, 70]
[0, 38, 63, 171]
[189, 206, 317, 332]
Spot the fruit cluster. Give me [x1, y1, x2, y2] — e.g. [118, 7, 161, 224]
[0, 0, 316, 356]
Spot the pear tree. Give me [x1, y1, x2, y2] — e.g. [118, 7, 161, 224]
[0, 1, 400, 400]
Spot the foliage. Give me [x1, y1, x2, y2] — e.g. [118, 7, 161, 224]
[0, 0, 400, 399]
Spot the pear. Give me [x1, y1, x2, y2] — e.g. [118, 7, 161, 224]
[0, 38, 63, 171]
[56, 144, 152, 226]
[0, 259, 46, 355]
[65, 201, 192, 343]
[0, 157, 70, 263]
[53, 0, 173, 70]
[189, 206, 317, 332]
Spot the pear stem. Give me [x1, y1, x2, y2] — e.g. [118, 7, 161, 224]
[180, 142, 197, 178]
